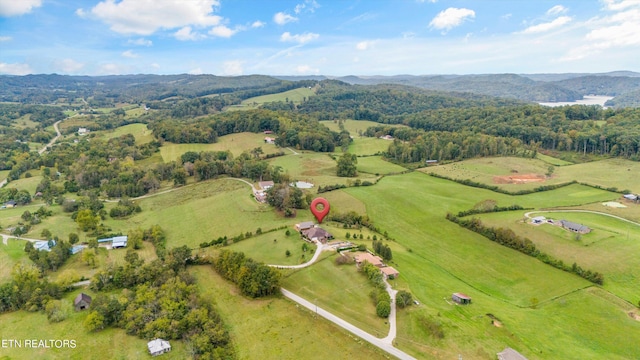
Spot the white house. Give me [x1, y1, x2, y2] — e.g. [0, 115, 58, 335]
[148, 338, 171, 356]
[78, 127, 90, 136]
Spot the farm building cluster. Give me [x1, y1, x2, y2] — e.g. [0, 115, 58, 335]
[254, 181, 314, 203]
[353, 251, 400, 280]
[530, 216, 591, 234]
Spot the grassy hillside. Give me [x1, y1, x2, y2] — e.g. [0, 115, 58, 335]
[159, 132, 283, 162]
[225, 87, 315, 111]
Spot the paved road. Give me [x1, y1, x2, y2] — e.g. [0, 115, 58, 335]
[281, 288, 416, 360]
[525, 210, 640, 227]
[1, 233, 43, 245]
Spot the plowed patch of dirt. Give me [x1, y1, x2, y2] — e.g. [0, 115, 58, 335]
[493, 173, 546, 184]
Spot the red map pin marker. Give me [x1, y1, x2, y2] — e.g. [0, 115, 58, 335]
[310, 197, 330, 224]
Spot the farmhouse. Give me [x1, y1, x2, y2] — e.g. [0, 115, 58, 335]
[74, 293, 92, 311]
[452, 292, 472, 305]
[34, 240, 56, 252]
[380, 266, 399, 279]
[497, 347, 528, 360]
[77, 127, 90, 135]
[354, 252, 384, 268]
[258, 181, 274, 190]
[264, 136, 275, 144]
[147, 338, 171, 356]
[302, 227, 333, 243]
[379, 135, 394, 140]
[560, 220, 591, 234]
[623, 194, 638, 201]
[294, 221, 315, 232]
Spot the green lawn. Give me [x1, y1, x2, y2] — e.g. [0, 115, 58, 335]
[320, 120, 405, 134]
[159, 132, 283, 162]
[536, 152, 573, 166]
[191, 265, 388, 360]
[95, 123, 154, 145]
[476, 210, 640, 305]
[227, 228, 314, 266]
[0, 289, 189, 359]
[225, 87, 315, 111]
[356, 156, 407, 174]
[0, 238, 30, 282]
[4, 171, 44, 195]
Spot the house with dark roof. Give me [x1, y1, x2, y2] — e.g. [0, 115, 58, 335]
[147, 338, 171, 356]
[302, 227, 333, 243]
[497, 347, 528, 360]
[452, 292, 472, 305]
[4, 200, 17, 208]
[560, 220, 591, 234]
[74, 293, 92, 311]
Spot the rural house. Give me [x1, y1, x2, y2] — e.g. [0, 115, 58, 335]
[264, 137, 275, 144]
[559, 220, 591, 234]
[147, 338, 171, 356]
[302, 227, 333, 243]
[97, 235, 128, 249]
[74, 293, 92, 311]
[497, 347, 528, 360]
[354, 252, 384, 268]
[3, 200, 17, 208]
[258, 181, 274, 190]
[380, 266, 399, 279]
[294, 221, 315, 232]
[452, 292, 472, 305]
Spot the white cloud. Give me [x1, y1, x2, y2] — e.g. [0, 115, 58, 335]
[128, 38, 152, 46]
[75, 8, 86, 17]
[54, 59, 85, 73]
[294, 0, 319, 14]
[296, 65, 319, 74]
[602, 0, 640, 11]
[280, 32, 319, 44]
[252, 21, 265, 28]
[209, 25, 237, 38]
[416, 0, 438, 3]
[222, 60, 243, 76]
[188, 67, 203, 75]
[547, 5, 568, 15]
[521, 16, 572, 33]
[274, 12, 297, 25]
[0, 35, 11, 41]
[150, 63, 160, 69]
[87, 0, 222, 35]
[174, 26, 201, 41]
[356, 41, 375, 50]
[429, 7, 476, 32]
[122, 50, 139, 58]
[502, 13, 513, 20]
[0, 0, 41, 17]
[0, 62, 32, 75]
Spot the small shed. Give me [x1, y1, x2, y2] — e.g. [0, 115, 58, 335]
[148, 338, 171, 356]
[497, 347, 528, 360]
[452, 292, 472, 305]
[623, 194, 638, 201]
[111, 236, 128, 249]
[74, 293, 92, 311]
[4, 200, 17, 208]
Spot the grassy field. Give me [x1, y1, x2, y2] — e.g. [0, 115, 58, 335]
[191, 265, 389, 360]
[159, 132, 283, 162]
[268, 152, 378, 188]
[320, 120, 405, 134]
[58, 117, 97, 133]
[95, 123, 154, 144]
[282, 253, 390, 337]
[0, 238, 30, 283]
[423, 156, 640, 193]
[536, 152, 573, 166]
[225, 87, 315, 111]
[227, 228, 314, 266]
[356, 156, 407, 174]
[476, 210, 640, 305]
[344, 172, 639, 359]
[0, 288, 189, 360]
[4, 171, 43, 195]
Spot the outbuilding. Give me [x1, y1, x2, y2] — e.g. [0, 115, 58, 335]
[74, 293, 92, 311]
[560, 220, 591, 234]
[452, 292, 472, 305]
[148, 338, 171, 356]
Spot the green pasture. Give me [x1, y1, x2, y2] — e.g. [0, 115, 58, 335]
[318, 190, 367, 215]
[191, 265, 388, 360]
[320, 119, 404, 134]
[58, 117, 96, 133]
[0, 289, 189, 360]
[424, 156, 640, 193]
[95, 123, 154, 144]
[344, 172, 640, 359]
[159, 132, 283, 162]
[0, 238, 30, 283]
[356, 156, 406, 174]
[477, 210, 640, 305]
[536, 152, 573, 166]
[225, 87, 315, 111]
[282, 253, 390, 337]
[226, 228, 312, 266]
[346, 137, 393, 156]
[11, 114, 40, 129]
[5, 171, 43, 195]
[268, 152, 378, 188]
[564, 200, 640, 223]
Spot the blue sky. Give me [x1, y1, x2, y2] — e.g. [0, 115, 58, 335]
[1, 0, 638, 76]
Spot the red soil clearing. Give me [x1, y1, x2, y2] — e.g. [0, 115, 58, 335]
[493, 174, 546, 184]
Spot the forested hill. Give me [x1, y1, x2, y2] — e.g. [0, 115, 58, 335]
[0, 74, 314, 104]
[275, 72, 640, 107]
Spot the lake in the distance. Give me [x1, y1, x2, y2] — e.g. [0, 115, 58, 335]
[539, 95, 614, 108]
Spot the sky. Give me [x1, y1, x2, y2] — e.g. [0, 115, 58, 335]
[0, 0, 638, 76]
